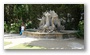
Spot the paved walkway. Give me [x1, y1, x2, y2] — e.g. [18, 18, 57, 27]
[4, 34, 84, 49]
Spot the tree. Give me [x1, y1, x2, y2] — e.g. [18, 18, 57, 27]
[4, 4, 84, 35]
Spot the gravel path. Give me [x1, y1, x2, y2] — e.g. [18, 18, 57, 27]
[4, 34, 84, 49]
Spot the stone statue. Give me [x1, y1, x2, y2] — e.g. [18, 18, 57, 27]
[39, 16, 46, 29]
[38, 10, 65, 32]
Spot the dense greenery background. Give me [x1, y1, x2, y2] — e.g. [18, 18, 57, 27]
[4, 4, 84, 38]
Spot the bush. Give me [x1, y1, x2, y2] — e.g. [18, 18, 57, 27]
[77, 20, 84, 38]
[4, 22, 10, 33]
[4, 20, 33, 33]
[4, 21, 21, 33]
[10, 23, 20, 33]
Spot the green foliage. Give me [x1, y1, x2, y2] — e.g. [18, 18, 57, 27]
[10, 23, 20, 33]
[77, 20, 84, 38]
[4, 19, 33, 33]
[4, 4, 84, 33]
[4, 21, 10, 33]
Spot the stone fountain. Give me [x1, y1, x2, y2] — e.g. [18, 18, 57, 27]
[23, 10, 78, 39]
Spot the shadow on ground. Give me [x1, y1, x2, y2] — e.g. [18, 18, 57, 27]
[24, 39, 84, 49]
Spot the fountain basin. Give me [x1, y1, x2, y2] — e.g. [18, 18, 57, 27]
[60, 30, 78, 33]
[23, 29, 78, 39]
[23, 31, 65, 38]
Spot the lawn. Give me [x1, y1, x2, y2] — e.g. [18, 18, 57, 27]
[4, 42, 12, 46]
[9, 44, 46, 49]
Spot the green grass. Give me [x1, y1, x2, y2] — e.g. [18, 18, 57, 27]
[4, 42, 12, 46]
[9, 44, 46, 49]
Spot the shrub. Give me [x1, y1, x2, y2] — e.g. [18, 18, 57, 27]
[77, 20, 84, 38]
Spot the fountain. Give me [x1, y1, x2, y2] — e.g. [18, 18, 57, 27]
[23, 10, 78, 39]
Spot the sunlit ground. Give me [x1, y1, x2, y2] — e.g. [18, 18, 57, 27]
[8, 44, 46, 49]
[4, 42, 12, 46]
[4, 34, 84, 49]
